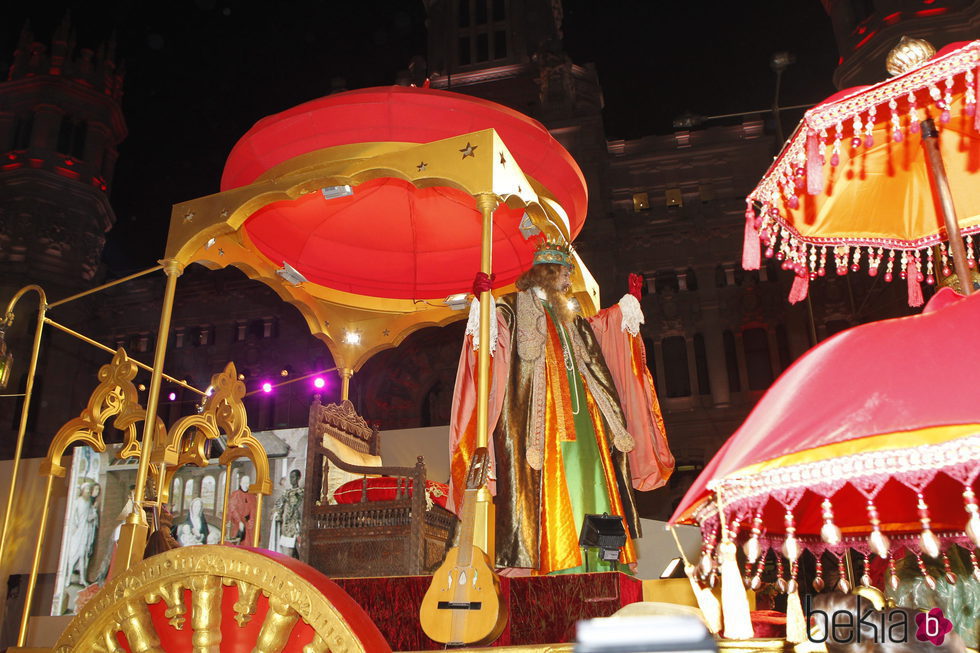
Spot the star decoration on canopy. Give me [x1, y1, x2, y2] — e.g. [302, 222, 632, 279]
[499, 152, 506, 166]
[417, 161, 427, 171]
[459, 142, 478, 158]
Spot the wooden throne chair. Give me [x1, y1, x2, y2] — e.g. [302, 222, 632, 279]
[301, 397, 456, 578]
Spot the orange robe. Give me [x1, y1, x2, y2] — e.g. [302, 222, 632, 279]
[448, 292, 673, 573]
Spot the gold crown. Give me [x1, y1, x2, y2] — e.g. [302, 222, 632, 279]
[532, 239, 573, 267]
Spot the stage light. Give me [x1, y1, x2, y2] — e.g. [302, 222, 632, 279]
[168, 392, 177, 401]
[579, 513, 627, 569]
[313, 377, 326, 389]
[444, 293, 469, 310]
[276, 261, 308, 286]
[344, 330, 361, 345]
[261, 382, 272, 393]
[320, 185, 353, 200]
[205, 385, 214, 396]
[280, 368, 289, 377]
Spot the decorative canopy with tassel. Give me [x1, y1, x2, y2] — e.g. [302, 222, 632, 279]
[744, 39, 980, 307]
[668, 288, 980, 603]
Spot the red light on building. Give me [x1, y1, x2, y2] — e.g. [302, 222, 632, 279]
[1, 163, 23, 171]
[916, 7, 947, 15]
[854, 31, 878, 50]
[857, 25, 867, 34]
[883, 12, 902, 25]
[28, 158, 44, 168]
[54, 166, 80, 180]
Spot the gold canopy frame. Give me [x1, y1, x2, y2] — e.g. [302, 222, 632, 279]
[164, 128, 601, 379]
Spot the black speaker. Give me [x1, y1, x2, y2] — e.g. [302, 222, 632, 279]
[578, 513, 627, 550]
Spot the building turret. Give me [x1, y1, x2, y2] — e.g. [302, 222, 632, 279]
[823, 0, 980, 88]
[0, 14, 126, 290]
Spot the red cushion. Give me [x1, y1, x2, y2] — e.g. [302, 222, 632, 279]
[333, 477, 449, 509]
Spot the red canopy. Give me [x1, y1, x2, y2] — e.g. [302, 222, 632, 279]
[221, 86, 588, 300]
[669, 288, 980, 536]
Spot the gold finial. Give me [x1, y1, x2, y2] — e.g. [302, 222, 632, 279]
[886, 36, 936, 76]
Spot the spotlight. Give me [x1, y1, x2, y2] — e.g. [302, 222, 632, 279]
[444, 293, 469, 310]
[344, 331, 361, 345]
[280, 368, 289, 377]
[579, 513, 627, 569]
[320, 185, 353, 200]
[137, 383, 146, 392]
[261, 382, 273, 393]
[168, 392, 177, 401]
[276, 261, 308, 286]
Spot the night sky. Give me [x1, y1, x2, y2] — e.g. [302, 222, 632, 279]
[2, 1, 839, 274]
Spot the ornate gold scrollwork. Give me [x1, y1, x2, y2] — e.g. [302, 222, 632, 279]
[222, 577, 261, 626]
[159, 362, 271, 496]
[144, 580, 188, 630]
[40, 348, 162, 478]
[54, 546, 373, 653]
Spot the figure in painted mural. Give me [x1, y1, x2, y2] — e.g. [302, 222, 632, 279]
[62, 481, 100, 586]
[226, 475, 257, 545]
[176, 497, 211, 546]
[271, 469, 303, 558]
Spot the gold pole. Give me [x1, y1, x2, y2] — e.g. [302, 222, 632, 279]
[474, 193, 496, 451]
[46, 264, 164, 309]
[252, 493, 264, 547]
[0, 285, 47, 576]
[112, 259, 183, 576]
[220, 463, 232, 545]
[44, 317, 205, 396]
[473, 193, 498, 560]
[17, 474, 55, 647]
[921, 117, 973, 296]
[340, 368, 352, 402]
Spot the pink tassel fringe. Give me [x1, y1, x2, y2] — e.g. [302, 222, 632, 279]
[907, 257, 923, 307]
[788, 274, 809, 304]
[806, 131, 824, 196]
[743, 214, 761, 270]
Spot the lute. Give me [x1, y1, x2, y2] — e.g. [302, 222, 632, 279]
[419, 447, 506, 646]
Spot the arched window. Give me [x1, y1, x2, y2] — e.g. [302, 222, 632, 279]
[743, 328, 773, 390]
[201, 476, 217, 513]
[775, 324, 792, 372]
[693, 333, 710, 395]
[723, 330, 741, 392]
[183, 479, 195, 508]
[170, 477, 184, 513]
[661, 336, 690, 398]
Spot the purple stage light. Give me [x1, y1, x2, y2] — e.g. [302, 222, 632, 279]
[168, 392, 176, 401]
[262, 381, 273, 393]
[313, 376, 325, 389]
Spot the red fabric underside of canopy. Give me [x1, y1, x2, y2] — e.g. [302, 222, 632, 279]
[222, 86, 588, 299]
[243, 177, 531, 299]
[669, 289, 980, 527]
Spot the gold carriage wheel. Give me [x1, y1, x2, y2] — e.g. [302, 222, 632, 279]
[53, 545, 385, 653]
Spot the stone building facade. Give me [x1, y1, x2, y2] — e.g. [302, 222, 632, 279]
[0, 2, 969, 517]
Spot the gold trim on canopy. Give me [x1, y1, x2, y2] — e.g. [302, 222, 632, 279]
[163, 129, 599, 374]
